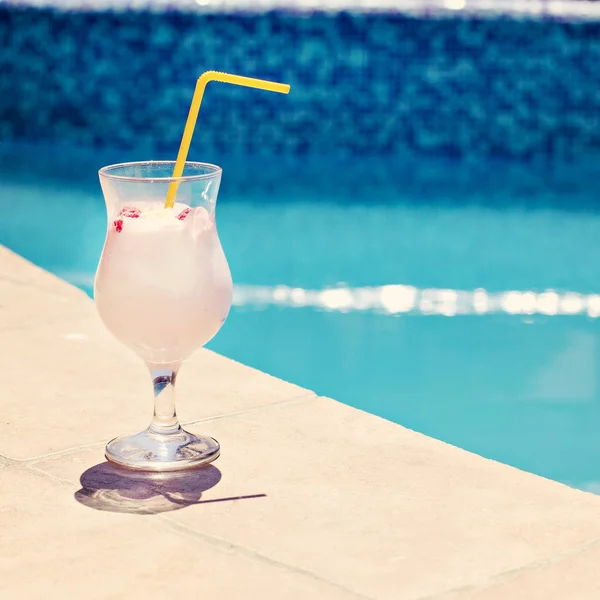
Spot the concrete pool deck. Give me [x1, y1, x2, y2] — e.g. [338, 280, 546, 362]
[1, 243, 600, 599]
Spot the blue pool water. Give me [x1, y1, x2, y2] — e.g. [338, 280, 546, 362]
[2, 142, 600, 491]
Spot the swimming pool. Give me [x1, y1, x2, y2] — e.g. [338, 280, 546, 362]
[2, 141, 600, 491]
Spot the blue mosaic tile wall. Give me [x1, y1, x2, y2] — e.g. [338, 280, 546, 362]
[1, 6, 599, 160]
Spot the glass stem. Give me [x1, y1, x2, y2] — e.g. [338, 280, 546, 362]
[147, 363, 181, 435]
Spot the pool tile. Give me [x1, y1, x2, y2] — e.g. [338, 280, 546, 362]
[1, 8, 600, 160]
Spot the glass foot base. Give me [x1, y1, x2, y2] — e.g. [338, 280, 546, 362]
[105, 426, 220, 472]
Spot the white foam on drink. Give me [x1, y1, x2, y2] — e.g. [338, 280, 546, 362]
[124, 202, 187, 232]
[113, 204, 214, 295]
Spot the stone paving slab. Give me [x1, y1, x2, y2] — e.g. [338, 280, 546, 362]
[0, 245, 88, 299]
[0, 247, 93, 331]
[0, 463, 361, 600]
[0, 278, 85, 331]
[31, 397, 600, 600]
[3, 243, 600, 600]
[446, 543, 600, 600]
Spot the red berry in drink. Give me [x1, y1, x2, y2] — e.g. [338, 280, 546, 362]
[114, 219, 123, 233]
[119, 206, 141, 219]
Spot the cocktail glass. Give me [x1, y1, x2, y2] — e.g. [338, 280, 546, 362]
[95, 161, 232, 471]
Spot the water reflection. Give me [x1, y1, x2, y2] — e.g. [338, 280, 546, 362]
[231, 284, 600, 318]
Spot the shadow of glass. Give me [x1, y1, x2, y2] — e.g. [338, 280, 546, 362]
[74, 462, 223, 515]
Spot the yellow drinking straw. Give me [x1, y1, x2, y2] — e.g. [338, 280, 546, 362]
[165, 71, 291, 208]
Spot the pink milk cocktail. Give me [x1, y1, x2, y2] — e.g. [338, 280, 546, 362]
[94, 161, 232, 471]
